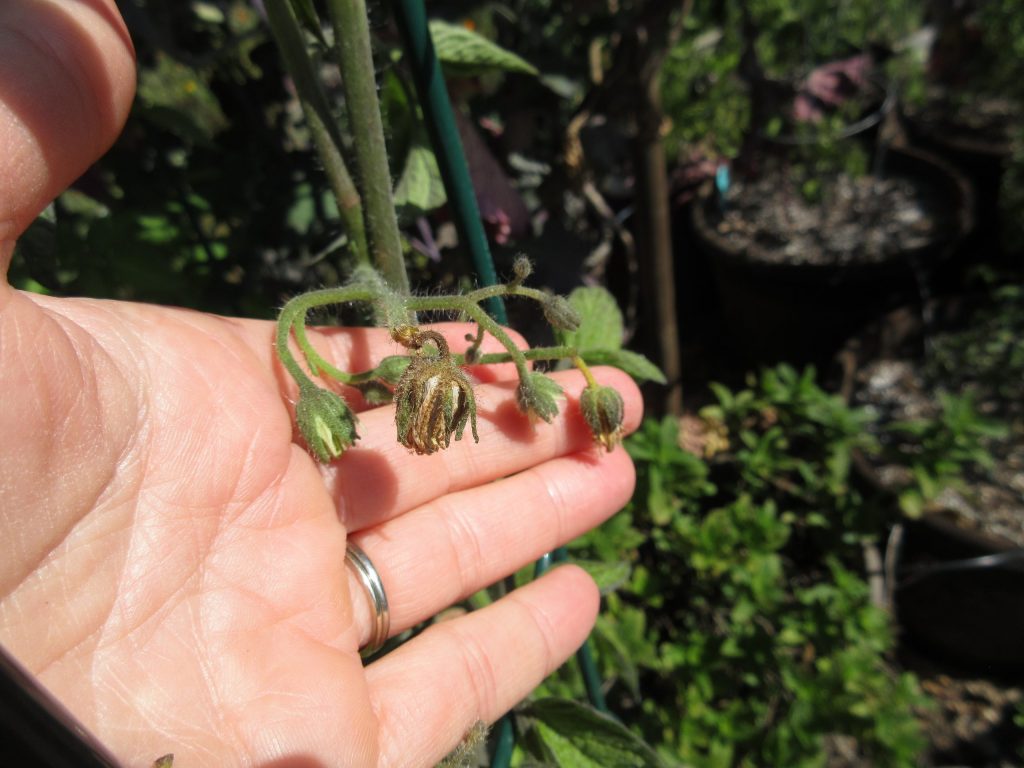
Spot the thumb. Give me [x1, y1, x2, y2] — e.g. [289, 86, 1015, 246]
[0, 0, 136, 278]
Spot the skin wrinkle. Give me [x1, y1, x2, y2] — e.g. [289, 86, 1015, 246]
[509, 585, 560, 678]
[451, 622, 501, 730]
[136, 313, 297, 521]
[433, 495, 485, 604]
[30, 23, 101, 150]
[191, 593, 243, 766]
[0, 300, 137, 595]
[27, 504, 135, 674]
[529, 456, 578, 555]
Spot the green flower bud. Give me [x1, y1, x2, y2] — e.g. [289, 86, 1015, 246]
[542, 293, 581, 332]
[296, 386, 359, 462]
[516, 372, 563, 423]
[579, 384, 625, 451]
[394, 356, 479, 455]
[512, 255, 533, 283]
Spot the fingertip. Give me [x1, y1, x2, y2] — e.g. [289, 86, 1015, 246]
[544, 564, 601, 635]
[0, 0, 136, 243]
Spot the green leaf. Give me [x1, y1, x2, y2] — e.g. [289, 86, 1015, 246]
[592, 614, 642, 698]
[574, 559, 631, 594]
[525, 699, 664, 767]
[429, 20, 538, 77]
[558, 286, 623, 352]
[579, 349, 666, 384]
[136, 53, 228, 145]
[393, 139, 447, 213]
[192, 2, 224, 23]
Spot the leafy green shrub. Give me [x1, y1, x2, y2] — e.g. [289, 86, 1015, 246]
[522, 365, 928, 767]
[886, 391, 1008, 518]
[659, 0, 923, 162]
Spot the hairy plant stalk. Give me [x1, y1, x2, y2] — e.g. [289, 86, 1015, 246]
[276, 284, 561, 385]
[264, 0, 368, 266]
[325, 0, 409, 293]
[276, 286, 376, 386]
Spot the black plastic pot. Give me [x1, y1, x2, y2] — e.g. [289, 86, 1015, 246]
[839, 300, 1024, 674]
[889, 516, 1024, 673]
[902, 98, 1018, 276]
[690, 146, 974, 368]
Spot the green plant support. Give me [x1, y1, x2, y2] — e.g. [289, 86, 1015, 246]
[390, 0, 506, 323]
[388, 3, 607, 765]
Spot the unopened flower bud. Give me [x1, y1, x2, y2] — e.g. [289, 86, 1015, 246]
[296, 386, 359, 462]
[512, 255, 533, 283]
[579, 384, 625, 451]
[542, 293, 581, 332]
[395, 356, 479, 455]
[516, 372, 563, 423]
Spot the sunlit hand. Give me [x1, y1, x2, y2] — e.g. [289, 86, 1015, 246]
[0, 2, 642, 766]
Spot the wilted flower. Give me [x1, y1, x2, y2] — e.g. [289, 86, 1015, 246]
[394, 355, 479, 455]
[516, 372, 563, 423]
[579, 384, 625, 451]
[296, 385, 359, 462]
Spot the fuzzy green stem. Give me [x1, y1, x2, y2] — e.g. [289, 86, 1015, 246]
[573, 355, 599, 388]
[276, 287, 377, 385]
[277, 285, 580, 390]
[405, 296, 530, 380]
[465, 283, 550, 306]
[264, 0, 368, 266]
[325, 0, 409, 293]
[276, 304, 318, 391]
[452, 346, 578, 367]
[294, 315, 356, 383]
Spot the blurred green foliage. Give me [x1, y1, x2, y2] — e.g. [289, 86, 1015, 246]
[10, 0, 329, 316]
[521, 366, 931, 766]
[660, 0, 923, 162]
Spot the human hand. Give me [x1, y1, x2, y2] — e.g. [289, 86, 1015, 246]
[0, 2, 643, 766]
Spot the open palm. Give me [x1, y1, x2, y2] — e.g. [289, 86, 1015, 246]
[0, 2, 641, 767]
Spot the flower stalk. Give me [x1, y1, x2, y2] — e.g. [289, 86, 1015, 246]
[275, 268, 626, 460]
[263, 0, 368, 267]
[324, 0, 409, 293]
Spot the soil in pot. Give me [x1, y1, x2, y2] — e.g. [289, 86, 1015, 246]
[691, 146, 973, 368]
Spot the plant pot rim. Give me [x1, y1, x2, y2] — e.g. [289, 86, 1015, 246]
[690, 145, 974, 278]
[902, 93, 1019, 158]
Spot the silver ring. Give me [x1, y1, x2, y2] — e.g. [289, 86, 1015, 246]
[345, 542, 390, 656]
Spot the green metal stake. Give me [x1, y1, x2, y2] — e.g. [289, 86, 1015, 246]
[390, 0, 506, 323]
[535, 549, 608, 712]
